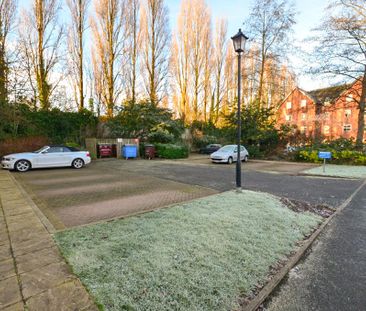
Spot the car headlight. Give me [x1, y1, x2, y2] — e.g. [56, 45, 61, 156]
[3, 157, 15, 161]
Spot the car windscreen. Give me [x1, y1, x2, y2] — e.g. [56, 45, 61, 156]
[33, 146, 48, 153]
[219, 146, 234, 152]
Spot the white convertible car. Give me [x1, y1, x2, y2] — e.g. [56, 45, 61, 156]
[1, 145, 91, 172]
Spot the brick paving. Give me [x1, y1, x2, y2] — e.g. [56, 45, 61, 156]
[14, 161, 217, 229]
[0, 171, 98, 311]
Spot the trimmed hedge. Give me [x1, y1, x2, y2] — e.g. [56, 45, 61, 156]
[155, 144, 189, 159]
[296, 148, 366, 165]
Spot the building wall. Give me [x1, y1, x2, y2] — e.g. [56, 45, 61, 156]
[278, 83, 365, 142]
[277, 88, 317, 137]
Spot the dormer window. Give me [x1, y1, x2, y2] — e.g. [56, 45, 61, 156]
[300, 99, 307, 108]
[345, 109, 351, 117]
[286, 102, 292, 109]
[346, 94, 353, 102]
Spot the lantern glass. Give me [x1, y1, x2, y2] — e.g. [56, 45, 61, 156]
[231, 29, 248, 53]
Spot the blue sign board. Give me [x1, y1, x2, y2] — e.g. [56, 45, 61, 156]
[318, 151, 332, 159]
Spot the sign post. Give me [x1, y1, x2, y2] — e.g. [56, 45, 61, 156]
[318, 151, 332, 173]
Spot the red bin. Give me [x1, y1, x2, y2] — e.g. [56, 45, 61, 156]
[98, 144, 113, 158]
[144, 144, 156, 159]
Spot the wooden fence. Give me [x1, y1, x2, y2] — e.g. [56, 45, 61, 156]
[85, 138, 139, 159]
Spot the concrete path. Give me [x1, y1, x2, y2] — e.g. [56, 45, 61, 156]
[266, 180, 366, 311]
[0, 171, 98, 310]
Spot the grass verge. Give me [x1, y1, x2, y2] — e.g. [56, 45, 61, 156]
[302, 164, 366, 178]
[54, 190, 321, 311]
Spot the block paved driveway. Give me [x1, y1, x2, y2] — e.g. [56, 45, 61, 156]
[13, 159, 217, 229]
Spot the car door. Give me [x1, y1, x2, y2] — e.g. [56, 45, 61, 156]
[233, 147, 238, 161]
[60, 147, 75, 166]
[240, 146, 246, 160]
[37, 147, 64, 167]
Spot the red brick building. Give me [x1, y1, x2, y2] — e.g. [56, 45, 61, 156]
[277, 80, 365, 142]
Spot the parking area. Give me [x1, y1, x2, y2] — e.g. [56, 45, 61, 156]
[13, 159, 217, 229]
[174, 154, 318, 175]
[13, 157, 362, 230]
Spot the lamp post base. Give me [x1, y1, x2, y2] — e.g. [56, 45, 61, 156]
[236, 187, 242, 193]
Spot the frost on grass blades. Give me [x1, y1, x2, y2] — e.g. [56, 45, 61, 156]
[55, 191, 321, 311]
[303, 164, 366, 178]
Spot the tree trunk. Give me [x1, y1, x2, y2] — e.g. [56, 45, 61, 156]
[257, 47, 265, 107]
[0, 45, 7, 102]
[356, 71, 366, 147]
[78, 0, 84, 111]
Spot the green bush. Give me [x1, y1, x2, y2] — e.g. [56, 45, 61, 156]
[294, 147, 366, 165]
[246, 145, 263, 159]
[148, 129, 175, 144]
[155, 144, 189, 159]
[192, 135, 219, 149]
[0, 102, 97, 144]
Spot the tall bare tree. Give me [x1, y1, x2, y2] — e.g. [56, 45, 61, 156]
[245, 0, 296, 106]
[0, 0, 17, 102]
[90, 0, 126, 117]
[125, 0, 139, 104]
[310, 0, 366, 146]
[211, 18, 227, 123]
[140, 0, 170, 105]
[190, 0, 211, 120]
[18, 0, 63, 110]
[66, 0, 90, 111]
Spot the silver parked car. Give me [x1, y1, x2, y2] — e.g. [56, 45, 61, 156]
[210, 145, 249, 164]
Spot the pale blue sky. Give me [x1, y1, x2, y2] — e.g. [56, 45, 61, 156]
[167, 0, 328, 40]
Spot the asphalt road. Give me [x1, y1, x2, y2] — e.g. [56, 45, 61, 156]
[119, 160, 363, 208]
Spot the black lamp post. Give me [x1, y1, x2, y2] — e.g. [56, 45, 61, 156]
[231, 29, 248, 191]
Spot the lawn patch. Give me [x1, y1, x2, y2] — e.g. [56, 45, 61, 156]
[54, 191, 321, 311]
[302, 164, 366, 178]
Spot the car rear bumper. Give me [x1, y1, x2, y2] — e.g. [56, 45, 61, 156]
[84, 157, 91, 165]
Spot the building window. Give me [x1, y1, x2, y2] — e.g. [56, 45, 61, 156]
[300, 126, 307, 134]
[324, 112, 330, 120]
[324, 101, 331, 106]
[301, 113, 307, 120]
[300, 99, 307, 108]
[286, 102, 292, 109]
[346, 94, 353, 102]
[323, 125, 330, 135]
[285, 114, 292, 121]
[345, 109, 352, 117]
[343, 124, 352, 132]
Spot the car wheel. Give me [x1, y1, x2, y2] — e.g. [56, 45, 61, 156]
[243, 155, 248, 162]
[227, 157, 233, 164]
[15, 160, 31, 172]
[72, 158, 84, 169]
